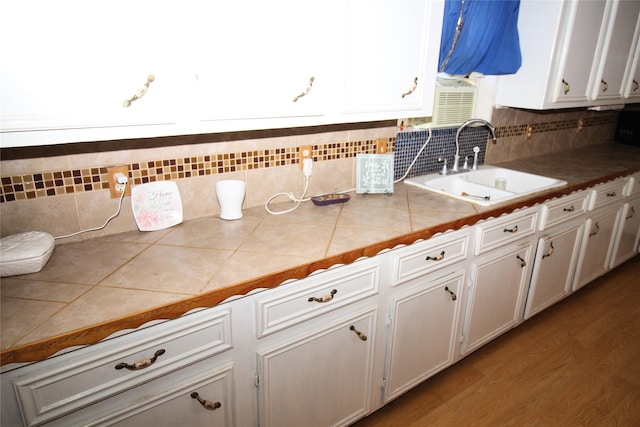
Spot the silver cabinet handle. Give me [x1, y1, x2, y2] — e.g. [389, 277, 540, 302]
[562, 78, 570, 94]
[503, 225, 519, 233]
[401, 77, 418, 98]
[563, 206, 575, 212]
[601, 79, 608, 93]
[444, 286, 457, 301]
[516, 255, 526, 268]
[606, 191, 617, 197]
[542, 242, 555, 259]
[589, 222, 600, 237]
[191, 392, 221, 411]
[293, 76, 314, 102]
[626, 206, 636, 220]
[349, 325, 367, 341]
[632, 79, 639, 92]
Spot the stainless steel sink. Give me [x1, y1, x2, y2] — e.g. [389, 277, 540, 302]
[404, 166, 567, 206]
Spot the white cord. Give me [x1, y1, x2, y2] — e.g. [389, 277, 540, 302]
[264, 176, 311, 215]
[55, 183, 128, 240]
[395, 127, 432, 183]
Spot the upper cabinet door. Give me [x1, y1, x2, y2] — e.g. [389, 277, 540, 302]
[0, 1, 191, 141]
[194, 1, 342, 127]
[342, 0, 444, 119]
[591, 0, 640, 102]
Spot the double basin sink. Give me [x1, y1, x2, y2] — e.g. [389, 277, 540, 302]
[404, 166, 568, 206]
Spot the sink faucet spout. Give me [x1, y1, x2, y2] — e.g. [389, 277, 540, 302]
[453, 119, 497, 172]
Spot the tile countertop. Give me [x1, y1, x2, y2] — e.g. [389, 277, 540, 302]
[2, 143, 640, 365]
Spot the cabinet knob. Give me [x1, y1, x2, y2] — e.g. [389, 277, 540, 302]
[190, 392, 221, 411]
[401, 77, 418, 98]
[425, 250, 445, 261]
[292, 76, 314, 102]
[308, 289, 337, 303]
[115, 349, 165, 370]
[542, 242, 555, 259]
[562, 78, 570, 95]
[123, 74, 155, 107]
[349, 325, 368, 341]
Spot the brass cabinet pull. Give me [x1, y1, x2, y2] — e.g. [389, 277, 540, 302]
[606, 191, 617, 197]
[426, 250, 445, 261]
[601, 79, 608, 93]
[632, 79, 639, 92]
[444, 286, 457, 301]
[503, 225, 519, 233]
[308, 289, 337, 303]
[349, 325, 367, 341]
[190, 392, 221, 411]
[626, 206, 636, 220]
[563, 206, 575, 212]
[542, 242, 555, 259]
[589, 222, 600, 237]
[516, 255, 526, 268]
[293, 76, 314, 102]
[562, 78, 570, 94]
[401, 77, 418, 98]
[123, 75, 154, 107]
[115, 349, 165, 370]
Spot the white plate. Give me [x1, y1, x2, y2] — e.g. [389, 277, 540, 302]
[131, 181, 183, 231]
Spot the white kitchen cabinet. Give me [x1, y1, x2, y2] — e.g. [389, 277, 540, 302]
[1, 305, 234, 427]
[383, 269, 465, 402]
[495, 0, 640, 109]
[256, 307, 377, 427]
[341, 0, 444, 119]
[591, 0, 640, 102]
[525, 222, 584, 319]
[610, 195, 640, 268]
[0, 0, 195, 145]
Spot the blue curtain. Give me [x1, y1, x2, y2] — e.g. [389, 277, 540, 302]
[439, 0, 522, 76]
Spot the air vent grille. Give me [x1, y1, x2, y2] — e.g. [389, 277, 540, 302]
[432, 83, 477, 127]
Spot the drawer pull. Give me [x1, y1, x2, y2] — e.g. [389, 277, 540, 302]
[516, 255, 526, 268]
[401, 76, 418, 98]
[444, 286, 457, 301]
[115, 349, 165, 371]
[563, 206, 575, 212]
[589, 222, 600, 237]
[626, 206, 636, 220]
[542, 242, 555, 259]
[123, 74, 154, 107]
[426, 250, 445, 261]
[606, 191, 617, 197]
[190, 392, 221, 411]
[349, 325, 367, 341]
[308, 289, 337, 303]
[503, 225, 519, 233]
[292, 76, 314, 102]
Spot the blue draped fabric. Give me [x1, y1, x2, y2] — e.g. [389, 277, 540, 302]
[439, 0, 522, 76]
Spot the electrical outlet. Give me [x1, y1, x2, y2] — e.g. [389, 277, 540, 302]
[108, 166, 130, 198]
[299, 145, 312, 169]
[376, 139, 388, 154]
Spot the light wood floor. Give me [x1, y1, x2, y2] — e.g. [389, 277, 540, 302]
[353, 256, 640, 427]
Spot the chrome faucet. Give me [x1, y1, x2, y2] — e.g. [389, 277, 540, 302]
[452, 119, 498, 172]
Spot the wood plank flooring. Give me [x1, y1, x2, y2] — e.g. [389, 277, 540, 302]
[352, 256, 640, 427]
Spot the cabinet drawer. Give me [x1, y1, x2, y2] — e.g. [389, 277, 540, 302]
[588, 179, 627, 210]
[391, 230, 470, 285]
[13, 307, 231, 427]
[539, 191, 589, 230]
[474, 209, 538, 255]
[255, 258, 379, 338]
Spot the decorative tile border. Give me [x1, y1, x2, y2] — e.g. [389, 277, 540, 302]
[0, 114, 618, 204]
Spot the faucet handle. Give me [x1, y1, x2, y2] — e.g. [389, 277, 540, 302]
[438, 157, 448, 175]
[463, 156, 469, 170]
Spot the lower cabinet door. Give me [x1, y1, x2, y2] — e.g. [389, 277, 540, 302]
[573, 208, 620, 290]
[610, 198, 640, 268]
[383, 270, 465, 402]
[256, 307, 376, 427]
[462, 242, 533, 355]
[525, 223, 584, 319]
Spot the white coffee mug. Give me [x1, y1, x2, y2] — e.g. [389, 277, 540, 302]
[216, 180, 245, 220]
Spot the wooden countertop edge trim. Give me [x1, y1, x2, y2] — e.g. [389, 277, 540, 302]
[2, 167, 638, 366]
